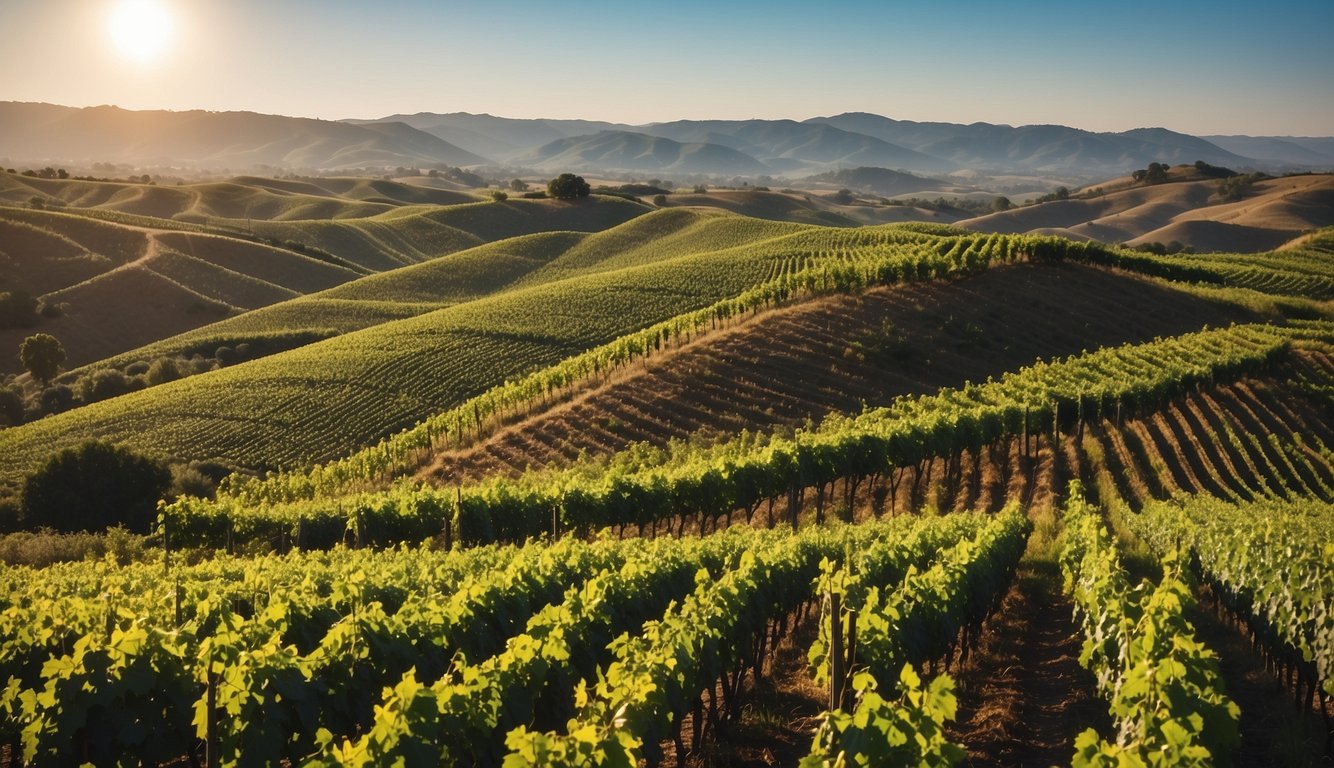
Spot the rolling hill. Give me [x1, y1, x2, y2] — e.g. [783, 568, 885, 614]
[0, 180, 649, 374]
[956, 172, 1334, 252]
[1, 210, 1327, 500]
[0, 102, 490, 169]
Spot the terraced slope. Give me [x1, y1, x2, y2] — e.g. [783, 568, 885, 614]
[424, 262, 1258, 484]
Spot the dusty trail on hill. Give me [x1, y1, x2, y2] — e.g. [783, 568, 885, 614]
[947, 567, 1107, 767]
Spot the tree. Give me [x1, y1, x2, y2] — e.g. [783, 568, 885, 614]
[19, 333, 65, 386]
[547, 173, 590, 200]
[490, 190, 508, 202]
[509, 178, 529, 192]
[992, 196, 1012, 212]
[653, 194, 668, 206]
[22, 441, 170, 532]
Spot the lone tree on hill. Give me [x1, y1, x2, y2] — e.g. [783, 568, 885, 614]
[22, 441, 170, 533]
[547, 173, 591, 200]
[19, 333, 65, 386]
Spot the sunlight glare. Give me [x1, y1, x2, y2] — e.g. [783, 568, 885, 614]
[108, 0, 175, 64]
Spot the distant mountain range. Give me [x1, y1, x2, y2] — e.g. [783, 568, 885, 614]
[0, 102, 486, 170]
[2, 102, 1332, 178]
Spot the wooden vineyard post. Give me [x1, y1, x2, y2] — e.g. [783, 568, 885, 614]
[162, 510, 171, 575]
[205, 650, 219, 768]
[788, 481, 800, 531]
[1022, 406, 1030, 462]
[829, 591, 844, 711]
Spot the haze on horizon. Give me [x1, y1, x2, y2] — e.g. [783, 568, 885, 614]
[1, 0, 1332, 137]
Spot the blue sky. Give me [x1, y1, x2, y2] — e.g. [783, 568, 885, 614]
[2, 0, 1331, 135]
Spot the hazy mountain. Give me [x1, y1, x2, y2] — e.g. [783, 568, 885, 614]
[352, 112, 634, 160]
[6, 102, 1328, 179]
[0, 102, 489, 169]
[1202, 135, 1334, 168]
[640, 119, 957, 173]
[806, 113, 1257, 173]
[801, 167, 942, 197]
[511, 131, 769, 174]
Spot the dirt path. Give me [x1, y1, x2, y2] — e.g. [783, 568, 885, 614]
[1187, 587, 1333, 768]
[947, 563, 1108, 768]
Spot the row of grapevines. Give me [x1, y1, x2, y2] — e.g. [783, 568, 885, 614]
[497, 513, 997, 767]
[166, 323, 1292, 551]
[318, 519, 913, 767]
[3, 534, 653, 764]
[1060, 485, 1239, 766]
[1129, 496, 1334, 700]
[802, 506, 1030, 767]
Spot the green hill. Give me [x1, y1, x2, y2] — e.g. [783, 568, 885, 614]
[0, 219, 949, 490]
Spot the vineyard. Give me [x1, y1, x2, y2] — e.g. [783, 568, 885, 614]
[1, 205, 1332, 765]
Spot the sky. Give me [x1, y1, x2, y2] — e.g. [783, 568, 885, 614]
[1, 0, 1332, 136]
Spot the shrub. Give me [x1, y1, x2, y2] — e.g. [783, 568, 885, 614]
[77, 369, 132, 403]
[0, 386, 23, 427]
[22, 441, 171, 533]
[38, 385, 74, 414]
[146, 357, 181, 385]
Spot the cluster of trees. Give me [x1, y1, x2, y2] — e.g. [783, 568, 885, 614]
[1030, 186, 1072, 204]
[20, 167, 68, 180]
[1217, 173, 1265, 202]
[1131, 162, 1171, 185]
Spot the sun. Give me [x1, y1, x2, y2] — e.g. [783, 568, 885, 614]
[108, 0, 175, 64]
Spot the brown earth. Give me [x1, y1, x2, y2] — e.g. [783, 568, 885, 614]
[957, 174, 1334, 253]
